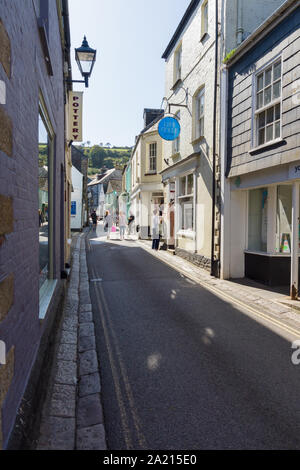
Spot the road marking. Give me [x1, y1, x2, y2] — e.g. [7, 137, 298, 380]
[90, 278, 103, 282]
[137, 242, 300, 339]
[97, 281, 147, 449]
[91, 267, 133, 450]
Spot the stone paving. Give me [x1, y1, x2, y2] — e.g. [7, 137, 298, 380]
[138, 239, 300, 334]
[37, 230, 107, 450]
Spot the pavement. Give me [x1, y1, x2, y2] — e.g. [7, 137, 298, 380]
[36, 229, 107, 450]
[35, 222, 300, 450]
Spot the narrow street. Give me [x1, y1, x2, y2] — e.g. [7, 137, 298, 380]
[87, 224, 300, 450]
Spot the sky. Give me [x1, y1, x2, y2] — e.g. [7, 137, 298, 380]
[69, 0, 190, 147]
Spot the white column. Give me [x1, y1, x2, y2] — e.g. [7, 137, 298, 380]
[165, 181, 171, 243]
[220, 66, 230, 279]
[267, 186, 276, 254]
[175, 177, 180, 247]
[193, 171, 197, 253]
[291, 181, 299, 299]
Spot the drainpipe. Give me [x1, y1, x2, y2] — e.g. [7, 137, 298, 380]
[62, 0, 72, 91]
[236, 0, 244, 45]
[210, 0, 219, 277]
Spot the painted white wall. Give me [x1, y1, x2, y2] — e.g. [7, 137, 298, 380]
[71, 166, 83, 230]
[162, 0, 217, 257]
[222, 0, 286, 57]
[229, 189, 247, 277]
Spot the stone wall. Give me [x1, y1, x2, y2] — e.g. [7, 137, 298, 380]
[175, 247, 211, 272]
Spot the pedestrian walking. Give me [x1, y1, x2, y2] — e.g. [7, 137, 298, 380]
[104, 210, 113, 240]
[91, 210, 97, 230]
[119, 211, 127, 240]
[152, 209, 160, 250]
[127, 213, 135, 236]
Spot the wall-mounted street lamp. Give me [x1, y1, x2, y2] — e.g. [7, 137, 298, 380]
[68, 36, 97, 88]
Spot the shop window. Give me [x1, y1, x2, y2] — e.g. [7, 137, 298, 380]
[255, 59, 281, 146]
[276, 185, 292, 253]
[248, 188, 268, 252]
[39, 102, 53, 288]
[178, 174, 194, 231]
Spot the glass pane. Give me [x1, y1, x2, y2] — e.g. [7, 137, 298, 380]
[182, 200, 193, 230]
[200, 93, 204, 115]
[264, 86, 272, 105]
[248, 188, 268, 252]
[265, 67, 272, 86]
[276, 185, 292, 253]
[275, 120, 280, 138]
[273, 80, 281, 99]
[39, 114, 49, 287]
[200, 116, 204, 136]
[258, 111, 265, 128]
[266, 124, 273, 142]
[273, 61, 281, 81]
[258, 128, 265, 145]
[180, 176, 186, 195]
[257, 91, 263, 109]
[187, 174, 193, 194]
[257, 73, 264, 91]
[275, 103, 281, 121]
[266, 107, 274, 124]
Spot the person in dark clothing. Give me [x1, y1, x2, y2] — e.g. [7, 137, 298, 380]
[127, 214, 135, 235]
[91, 210, 97, 229]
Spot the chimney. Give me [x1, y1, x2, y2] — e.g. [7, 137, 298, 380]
[143, 108, 164, 128]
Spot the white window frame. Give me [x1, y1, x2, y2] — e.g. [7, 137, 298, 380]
[253, 57, 282, 148]
[201, 0, 208, 37]
[178, 173, 194, 231]
[178, 173, 194, 198]
[195, 87, 205, 140]
[174, 44, 182, 83]
[149, 142, 157, 173]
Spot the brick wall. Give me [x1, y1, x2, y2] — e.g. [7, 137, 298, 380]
[0, 0, 66, 448]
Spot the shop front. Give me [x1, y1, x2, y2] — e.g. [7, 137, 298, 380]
[229, 163, 300, 291]
[161, 154, 199, 253]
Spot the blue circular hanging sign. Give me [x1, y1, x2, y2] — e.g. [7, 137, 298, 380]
[158, 116, 181, 141]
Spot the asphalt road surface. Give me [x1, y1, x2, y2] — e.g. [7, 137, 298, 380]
[87, 226, 300, 450]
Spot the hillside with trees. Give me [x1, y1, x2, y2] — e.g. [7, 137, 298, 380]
[77, 144, 132, 176]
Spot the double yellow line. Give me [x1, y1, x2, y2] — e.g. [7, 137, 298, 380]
[91, 264, 147, 450]
[137, 242, 300, 340]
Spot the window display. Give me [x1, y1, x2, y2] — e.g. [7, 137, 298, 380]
[276, 185, 292, 253]
[248, 188, 268, 252]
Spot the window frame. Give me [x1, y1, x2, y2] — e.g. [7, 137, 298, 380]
[173, 43, 182, 85]
[178, 173, 194, 231]
[201, 0, 209, 38]
[148, 142, 157, 173]
[253, 56, 282, 148]
[194, 87, 205, 141]
[39, 92, 55, 283]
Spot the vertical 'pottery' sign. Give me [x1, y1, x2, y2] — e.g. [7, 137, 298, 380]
[68, 91, 83, 142]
